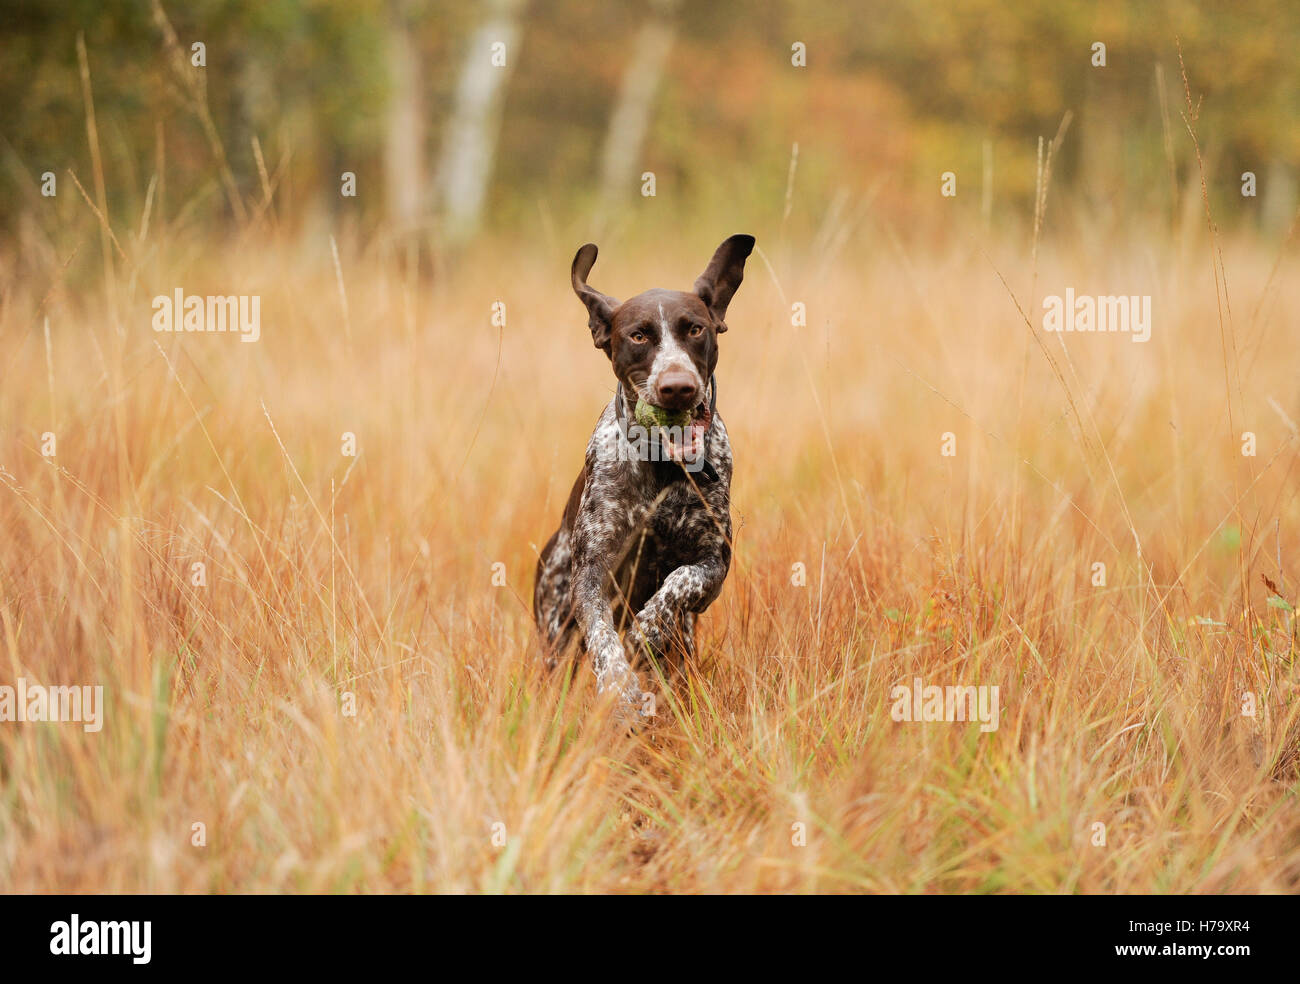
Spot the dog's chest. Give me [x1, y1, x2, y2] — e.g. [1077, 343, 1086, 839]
[615, 475, 730, 573]
[580, 403, 733, 568]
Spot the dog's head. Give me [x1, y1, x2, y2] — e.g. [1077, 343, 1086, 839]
[571, 234, 754, 459]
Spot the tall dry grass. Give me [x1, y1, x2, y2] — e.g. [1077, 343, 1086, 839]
[3, 157, 1300, 891]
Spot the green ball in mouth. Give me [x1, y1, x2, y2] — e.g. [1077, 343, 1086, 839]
[634, 397, 693, 431]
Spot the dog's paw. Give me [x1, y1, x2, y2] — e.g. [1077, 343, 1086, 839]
[611, 694, 651, 734]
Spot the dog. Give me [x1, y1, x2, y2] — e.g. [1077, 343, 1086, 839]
[533, 234, 755, 714]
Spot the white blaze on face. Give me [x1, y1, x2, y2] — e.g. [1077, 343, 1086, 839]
[647, 302, 704, 403]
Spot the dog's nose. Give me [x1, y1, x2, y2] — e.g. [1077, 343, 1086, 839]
[655, 372, 699, 409]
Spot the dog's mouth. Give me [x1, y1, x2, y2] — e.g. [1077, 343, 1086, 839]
[647, 399, 711, 463]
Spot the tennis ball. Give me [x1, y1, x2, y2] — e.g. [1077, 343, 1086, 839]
[634, 398, 692, 431]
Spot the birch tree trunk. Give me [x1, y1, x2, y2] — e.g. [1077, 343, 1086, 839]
[597, 0, 679, 219]
[384, 0, 425, 233]
[435, 0, 528, 244]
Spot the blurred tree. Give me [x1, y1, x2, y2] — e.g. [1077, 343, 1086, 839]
[384, 0, 426, 233]
[596, 0, 681, 224]
[435, 0, 528, 243]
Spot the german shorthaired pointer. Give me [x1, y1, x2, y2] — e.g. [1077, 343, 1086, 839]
[534, 234, 755, 716]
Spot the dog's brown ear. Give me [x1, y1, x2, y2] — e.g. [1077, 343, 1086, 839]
[572, 244, 619, 353]
[693, 234, 755, 332]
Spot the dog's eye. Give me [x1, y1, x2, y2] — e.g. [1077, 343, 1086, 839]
[629, 330, 648, 344]
[688, 324, 705, 338]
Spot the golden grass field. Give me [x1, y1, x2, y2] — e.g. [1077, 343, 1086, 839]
[2, 196, 1299, 892]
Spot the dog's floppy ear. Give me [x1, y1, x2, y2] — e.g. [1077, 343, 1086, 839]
[571, 244, 619, 353]
[693, 234, 755, 332]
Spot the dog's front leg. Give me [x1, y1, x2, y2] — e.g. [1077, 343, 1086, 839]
[574, 564, 642, 706]
[571, 525, 643, 709]
[632, 557, 728, 661]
